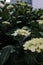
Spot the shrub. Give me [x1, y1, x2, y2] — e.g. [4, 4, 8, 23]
[0, 2, 43, 65]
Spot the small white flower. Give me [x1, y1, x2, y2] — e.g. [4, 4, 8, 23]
[7, 5, 14, 10]
[2, 21, 10, 25]
[0, 17, 2, 19]
[9, 11, 13, 15]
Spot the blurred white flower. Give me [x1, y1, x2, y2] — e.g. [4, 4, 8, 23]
[2, 21, 10, 25]
[37, 20, 43, 25]
[0, 17, 2, 20]
[7, 5, 14, 10]
[0, 2, 5, 8]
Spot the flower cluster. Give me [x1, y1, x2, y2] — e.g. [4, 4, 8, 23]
[23, 38, 43, 53]
[11, 29, 30, 36]
[7, 5, 14, 10]
[37, 20, 43, 25]
[37, 20, 43, 29]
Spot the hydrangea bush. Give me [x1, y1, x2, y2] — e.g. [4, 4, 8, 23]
[0, 1, 43, 65]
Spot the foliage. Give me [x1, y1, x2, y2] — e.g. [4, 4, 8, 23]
[0, 2, 43, 65]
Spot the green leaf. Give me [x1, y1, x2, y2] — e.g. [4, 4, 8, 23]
[37, 52, 43, 65]
[24, 52, 37, 65]
[0, 46, 13, 65]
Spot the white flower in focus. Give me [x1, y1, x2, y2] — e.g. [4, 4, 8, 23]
[11, 29, 30, 36]
[23, 38, 43, 53]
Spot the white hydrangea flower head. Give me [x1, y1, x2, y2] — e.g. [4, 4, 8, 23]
[11, 29, 31, 36]
[23, 38, 43, 53]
